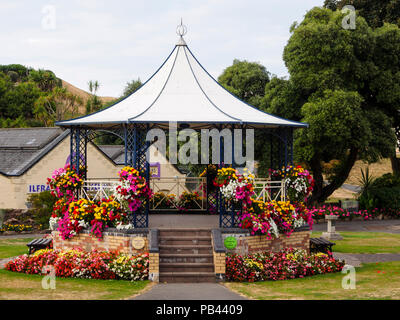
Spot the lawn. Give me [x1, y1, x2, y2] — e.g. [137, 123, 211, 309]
[0, 269, 151, 300]
[225, 261, 400, 300]
[311, 231, 400, 254]
[0, 238, 34, 259]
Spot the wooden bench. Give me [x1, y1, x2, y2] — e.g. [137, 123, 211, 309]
[26, 238, 52, 255]
[310, 237, 335, 256]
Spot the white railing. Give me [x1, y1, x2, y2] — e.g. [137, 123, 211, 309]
[80, 179, 118, 201]
[81, 177, 207, 210]
[80, 177, 285, 209]
[253, 179, 286, 202]
[149, 176, 206, 210]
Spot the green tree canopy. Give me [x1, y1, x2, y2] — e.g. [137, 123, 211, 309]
[261, 7, 399, 202]
[218, 59, 270, 107]
[324, 0, 400, 27]
[122, 78, 142, 98]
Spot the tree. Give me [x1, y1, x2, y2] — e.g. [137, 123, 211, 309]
[122, 78, 142, 97]
[4, 81, 42, 119]
[28, 69, 59, 92]
[267, 7, 398, 202]
[34, 87, 83, 126]
[86, 80, 102, 113]
[324, 0, 400, 27]
[218, 59, 270, 107]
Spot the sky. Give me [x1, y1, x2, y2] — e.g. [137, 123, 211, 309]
[0, 0, 323, 97]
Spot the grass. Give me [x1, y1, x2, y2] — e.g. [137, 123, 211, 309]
[225, 261, 400, 300]
[0, 238, 34, 259]
[0, 269, 151, 300]
[311, 231, 400, 254]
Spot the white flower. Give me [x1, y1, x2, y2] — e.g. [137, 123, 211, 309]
[116, 222, 134, 230]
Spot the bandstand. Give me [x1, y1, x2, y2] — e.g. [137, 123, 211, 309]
[56, 24, 307, 229]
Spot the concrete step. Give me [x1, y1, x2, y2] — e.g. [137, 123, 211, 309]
[160, 253, 214, 264]
[159, 229, 211, 237]
[159, 272, 216, 283]
[160, 262, 214, 273]
[159, 244, 213, 255]
[159, 236, 211, 246]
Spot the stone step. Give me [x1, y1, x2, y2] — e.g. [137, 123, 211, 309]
[159, 272, 216, 283]
[159, 236, 211, 246]
[159, 244, 213, 255]
[159, 254, 214, 264]
[159, 229, 211, 237]
[160, 262, 214, 273]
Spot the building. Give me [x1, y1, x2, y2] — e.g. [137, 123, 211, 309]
[0, 127, 184, 209]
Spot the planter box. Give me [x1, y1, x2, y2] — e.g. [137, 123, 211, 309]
[221, 225, 311, 255]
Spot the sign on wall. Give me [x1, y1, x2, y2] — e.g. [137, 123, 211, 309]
[150, 162, 160, 177]
[27, 184, 51, 193]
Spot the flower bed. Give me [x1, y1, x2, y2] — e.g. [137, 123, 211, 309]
[225, 248, 344, 282]
[0, 223, 33, 233]
[309, 205, 400, 221]
[5, 248, 149, 281]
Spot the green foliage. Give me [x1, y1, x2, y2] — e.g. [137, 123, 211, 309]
[0, 65, 66, 128]
[86, 80, 102, 114]
[3, 81, 42, 119]
[122, 78, 142, 97]
[358, 173, 400, 210]
[218, 59, 270, 106]
[27, 191, 56, 229]
[324, 0, 400, 28]
[261, 77, 305, 121]
[28, 69, 60, 92]
[0, 64, 30, 82]
[263, 7, 399, 202]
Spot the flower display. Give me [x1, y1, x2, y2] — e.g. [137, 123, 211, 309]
[270, 165, 314, 203]
[5, 248, 149, 281]
[214, 167, 255, 204]
[214, 166, 312, 238]
[47, 164, 84, 199]
[177, 191, 202, 211]
[57, 197, 131, 240]
[151, 191, 177, 209]
[112, 166, 153, 212]
[239, 200, 312, 238]
[225, 248, 344, 282]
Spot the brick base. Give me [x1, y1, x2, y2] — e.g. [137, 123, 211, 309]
[222, 229, 311, 255]
[51, 230, 148, 255]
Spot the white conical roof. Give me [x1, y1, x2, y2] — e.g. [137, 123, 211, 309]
[57, 37, 307, 129]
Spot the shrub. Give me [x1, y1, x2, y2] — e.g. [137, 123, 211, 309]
[358, 173, 400, 211]
[27, 191, 56, 229]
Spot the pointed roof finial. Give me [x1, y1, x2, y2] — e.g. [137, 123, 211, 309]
[176, 18, 187, 46]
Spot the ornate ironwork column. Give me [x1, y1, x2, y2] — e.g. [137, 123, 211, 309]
[124, 124, 149, 228]
[70, 127, 88, 180]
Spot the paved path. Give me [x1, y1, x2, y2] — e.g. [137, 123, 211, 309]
[0, 233, 45, 239]
[133, 283, 247, 300]
[333, 253, 400, 267]
[0, 256, 18, 269]
[313, 219, 400, 234]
